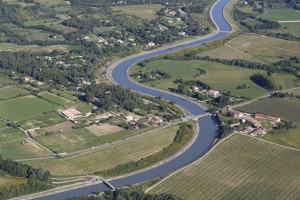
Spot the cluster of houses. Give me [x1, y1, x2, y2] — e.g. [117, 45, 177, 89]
[124, 113, 163, 126]
[193, 86, 221, 98]
[229, 110, 281, 137]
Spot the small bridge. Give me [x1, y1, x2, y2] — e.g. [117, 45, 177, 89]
[183, 113, 212, 121]
[100, 177, 115, 191]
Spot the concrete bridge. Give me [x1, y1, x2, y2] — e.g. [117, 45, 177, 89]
[183, 113, 212, 121]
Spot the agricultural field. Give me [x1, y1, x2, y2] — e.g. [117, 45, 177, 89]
[37, 91, 75, 107]
[0, 43, 68, 52]
[0, 87, 29, 100]
[86, 123, 124, 137]
[20, 112, 67, 130]
[0, 127, 50, 159]
[201, 34, 300, 63]
[260, 127, 300, 149]
[113, 4, 164, 20]
[130, 60, 269, 99]
[25, 125, 179, 176]
[35, 125, 155, 153]
[0, 95, 59, 122]
[259, 8, 300, 21]
[149, 134, 300, 200]
[274, 22, 300, 38]
[237, 97, 300, 122]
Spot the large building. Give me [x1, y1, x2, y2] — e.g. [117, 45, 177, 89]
[60, 108, 82, 120]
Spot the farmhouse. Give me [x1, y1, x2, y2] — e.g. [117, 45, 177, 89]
[60, 108, 82, 120]
[250, 127, 265, 136]
[124, 115, 134, 122]
[246, 117, 260, 128]
[255, 113, 281, 123]
[147, 114, 163, 125]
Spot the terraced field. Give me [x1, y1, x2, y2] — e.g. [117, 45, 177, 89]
[25, 125, 179, 176]
[149, 134, 300, 200]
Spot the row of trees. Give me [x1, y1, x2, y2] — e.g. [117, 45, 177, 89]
[73, 188, 181, 200]
[0, 156, 51, 199]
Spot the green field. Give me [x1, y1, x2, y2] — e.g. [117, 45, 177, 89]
[274, 22, 300, 37]
[0, 77, 18, 87]
[0, 95, 59, 122]
[261, 127, 300, 149]
[0, 87, 29, 100]
[36, 125, 156, 153]
[130, 60, 268, 99]
[201, 34, 300, 63]
[149, 134, 300, 200]
[25, 125, 179, 176]
[38, 91, 75, 107]
[0, 127, 50, 159]
[113, 4, 164, 20]
[237, 97, 300, 122]
[20, 112, 66, 130]
[260, 8, 300, 21]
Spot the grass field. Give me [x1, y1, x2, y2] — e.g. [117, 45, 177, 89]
[0, 77, 17, 87]
[259, 8, 300, 21]
[20, 112, 66, 130]
[0, 127, 50, 159]
[275, 22, 300, 37]
[201, 34, 300, 63]
[260, 127, 300, 149]
[113, 4, 164, 20]
[0, 95, 59, 122]
[36, 125, 155, 153]
[0, 87, 29, 100]
[149, 134, 300, 200]
[25, 125, 179, 176]
[130, 60, 268, 99]
[38, 91, 74, 107]
[237, 97, 300, 122]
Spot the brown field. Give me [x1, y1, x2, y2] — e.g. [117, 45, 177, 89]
[43, 121, 73, 133]
[86, 123, 123, 137]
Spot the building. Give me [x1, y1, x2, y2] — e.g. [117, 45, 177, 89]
[250, 127, 264, 136]
[230, 110, 244, 118]
[240, 126, 252, 134]
[207, 90, 220, 98]
[255, 113, 281, 123]
[147, 114, 163, 125]
[60, 108, 82, 120]
[246, 117, 260, 128]
[124, 115, 134, 122]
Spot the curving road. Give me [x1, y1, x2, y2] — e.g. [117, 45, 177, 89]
[33, 0, 232, 199]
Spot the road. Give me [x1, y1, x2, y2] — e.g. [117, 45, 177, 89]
[14, 0, 232, 199]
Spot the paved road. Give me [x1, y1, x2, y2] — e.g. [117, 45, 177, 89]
[17, 0, 232, 199]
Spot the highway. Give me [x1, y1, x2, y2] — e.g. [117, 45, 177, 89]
[18, 0, 232, 199]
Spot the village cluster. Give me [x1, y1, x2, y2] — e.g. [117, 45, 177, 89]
[229, 110, 281, 137]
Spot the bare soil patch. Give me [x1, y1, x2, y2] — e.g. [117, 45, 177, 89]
[86, 123, 123, 137]
[44, 121, 73, 133]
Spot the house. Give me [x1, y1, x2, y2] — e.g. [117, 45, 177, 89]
[179, 32, 186, 36]
[255, 113, 281, 123]
[250, 127, 264, 136]
[240, 126, 252, 134]
[207, 90, 220, 98]
[148, 42, 155, 47]
[230, 110, 244, 118]
[60, 108, 82, 120]
[147, 114, 163, 125]
[240, 117, 247, 123]
[124, 115, 134, 122]
[246, 117, 261, 128]
[24, 76, 31, 82]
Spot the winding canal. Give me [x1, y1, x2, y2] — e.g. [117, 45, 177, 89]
[38, 0, 232, 199]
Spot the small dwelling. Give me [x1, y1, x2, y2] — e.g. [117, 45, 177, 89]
[207, 90, 220, 98]
[60, 108, 82, 120]
[255, 113, 281, 123]
[230, 110, 244, 118]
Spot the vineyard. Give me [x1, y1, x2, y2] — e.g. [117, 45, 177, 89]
[149, 134, 300, 199]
